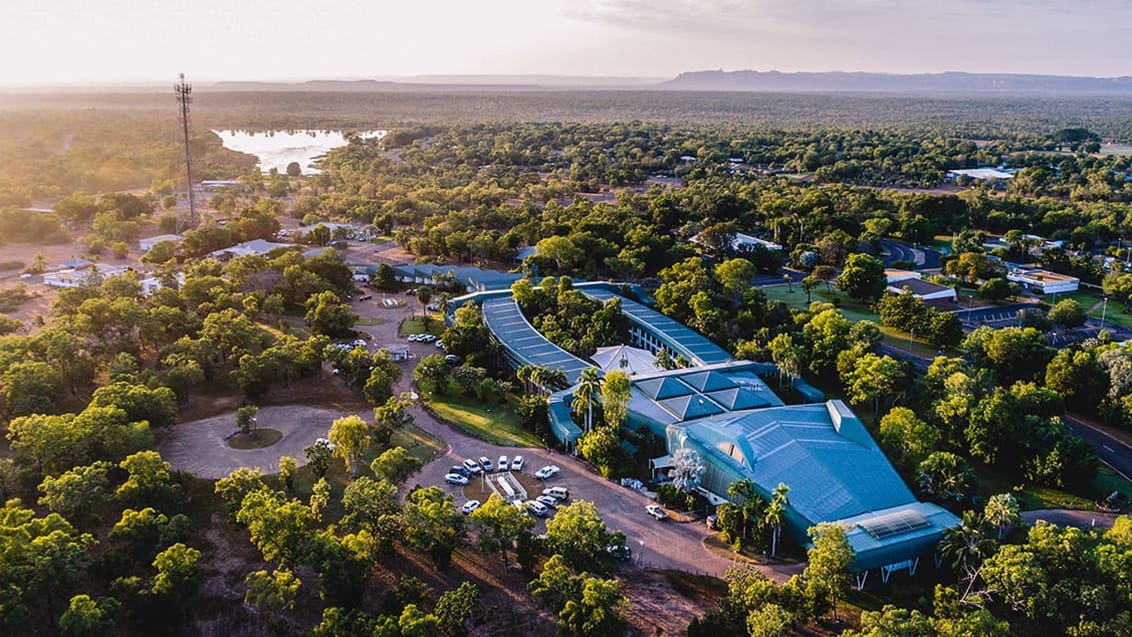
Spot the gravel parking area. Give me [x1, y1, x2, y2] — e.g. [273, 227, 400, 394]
[160, 405, 352, 479]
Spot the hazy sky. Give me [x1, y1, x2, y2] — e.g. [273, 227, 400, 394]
[2, 0, 1129, 85]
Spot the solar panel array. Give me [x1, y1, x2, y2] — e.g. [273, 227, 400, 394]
[481, 298, 592, 384]
[857, 509, 932, 540]
[580, 289, 734, 366]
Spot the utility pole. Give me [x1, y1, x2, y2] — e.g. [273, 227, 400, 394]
[175, 73, 197, 232]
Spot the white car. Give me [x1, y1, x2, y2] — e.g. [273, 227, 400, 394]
[478, 456, 495, 472]
[534, 465, 561, 480]
[646, 504, 668, 521]
[462, 458, 483, 475]
[535, 495, 559, 510]
[435, 340, 446, 349]
[510, 455, 524, 472]
[462, 500, 481, 515]
[526, 500, 549, 517]
[445, 473, 469, 486]
[421, 334, 437, 343]
[498, 455, 509, 472]
[407, 334, 421, 342]
[542, 486, 569, 501]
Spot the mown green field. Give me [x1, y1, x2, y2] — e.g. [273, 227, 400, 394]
[759, 284, 880, 323]
[427, 390, 542, 448]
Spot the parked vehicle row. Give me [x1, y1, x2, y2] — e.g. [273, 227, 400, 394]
[455, 455, 525, 477]
[407, 333, 437, 343]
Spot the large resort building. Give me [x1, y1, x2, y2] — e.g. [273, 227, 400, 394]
[450, 281, 961, 583]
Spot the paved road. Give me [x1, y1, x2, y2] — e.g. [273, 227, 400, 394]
[879, 239, 942, 270]
[878, 343, 933, 375]
[1020, 509, 1120, 530]
[1065, 415, 1132, 483]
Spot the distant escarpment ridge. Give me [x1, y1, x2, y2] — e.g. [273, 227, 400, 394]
[661, 70, 1132, 94]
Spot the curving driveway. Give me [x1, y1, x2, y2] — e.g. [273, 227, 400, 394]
[358, 283, 801, 580]
[160, 405, 352, 479]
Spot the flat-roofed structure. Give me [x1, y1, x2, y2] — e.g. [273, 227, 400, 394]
[139, 234, 182, 252]
[947, 168, 1015, 181]
[1007, 267, 1079, 295]
[208, 239, 293, 260]
[668, 400, 960, 574]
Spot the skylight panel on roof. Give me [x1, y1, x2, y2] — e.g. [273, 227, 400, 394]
[857, 510, 931, 540]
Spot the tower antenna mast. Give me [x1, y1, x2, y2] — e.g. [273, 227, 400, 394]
[175, 73, 197, 230]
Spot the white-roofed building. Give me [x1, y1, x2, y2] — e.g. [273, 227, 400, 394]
[1007, 268, 1079, 295]
[946, 168, 1015, 181]
[139, 234, 182, 252]
[884, 270, 956, 302]
[590, 345, 658, 376]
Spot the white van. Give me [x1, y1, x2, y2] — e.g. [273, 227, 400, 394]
[526, 500, 549, 517]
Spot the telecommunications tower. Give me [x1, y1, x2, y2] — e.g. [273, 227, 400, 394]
[175, 73, 197, 231]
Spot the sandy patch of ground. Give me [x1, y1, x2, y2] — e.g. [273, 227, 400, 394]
[160, 404, 359, 479]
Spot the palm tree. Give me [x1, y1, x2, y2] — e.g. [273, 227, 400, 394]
[938, 511, 996, 598]
[571, 368, 603, 432]
[983, 493, 1020, 540]
[765, 483, 791, 559]
[540, 368, 569, 393]
[726, 479, 765, 548]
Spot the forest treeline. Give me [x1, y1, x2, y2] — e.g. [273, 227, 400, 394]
[4, 88, 1132, 137]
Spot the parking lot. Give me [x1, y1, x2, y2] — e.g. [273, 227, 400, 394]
[350, 280, 800, 581]
[953, 303, 1032, 330]
[418, 441, 750, 575]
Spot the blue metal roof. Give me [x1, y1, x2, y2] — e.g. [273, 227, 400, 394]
[659, 394, 727, 420]
[481, 298, 592, 384]
[579, 289, 734, 366]
[636, 376, 694, 400]
[669, 400, 960, 571]
[676, 401, 916, 524]
[680, 371, 736, 393]
[548, 393, 583, 445]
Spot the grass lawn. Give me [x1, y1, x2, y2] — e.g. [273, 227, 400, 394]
[974, 464, 1132, 511]
[954, 288, 1007, 309]
[930, 235, 954, 251]
[1051, 290, 1102, 309]
[391, 422, 447, 464]
[226, 428, 283, 449]
[426, 390, 542, 448]
[399, 313, 445, 336]
[1095, 305, 1132, 330]
[1093, 465, 1132, 504]
[879, 326, 947, 359]
[760, 284, 879, 323]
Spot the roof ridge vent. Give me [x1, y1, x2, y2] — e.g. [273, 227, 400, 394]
[826, 400, 872, 448]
